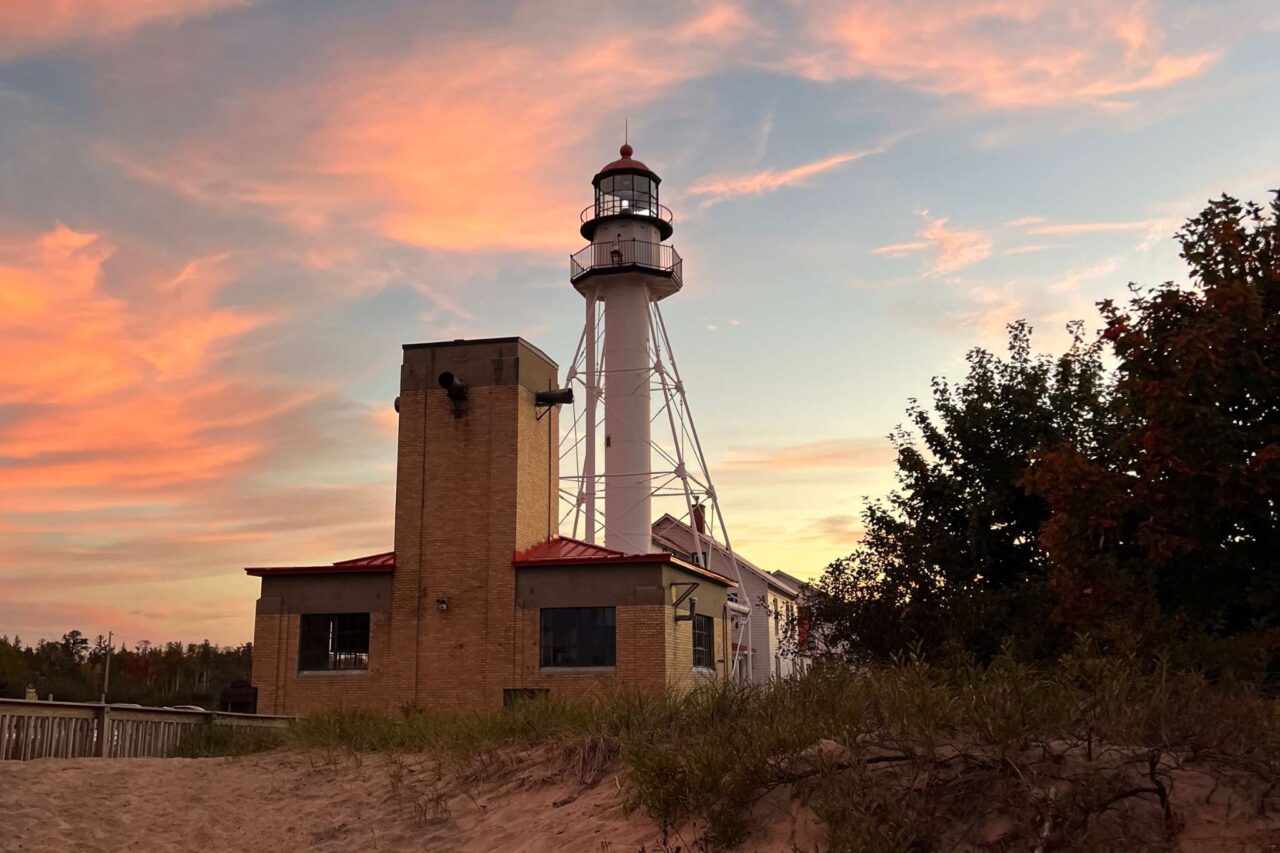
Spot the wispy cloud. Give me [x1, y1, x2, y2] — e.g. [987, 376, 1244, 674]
[802, 514, 865, 546]
[788, 0, 1220, 109]
[0, 0, 248, 60]
[873, 214, 993, 275]
[723, 438, 894, 472]
[1002, 244, 1060, 256]
[1026, 218, 1169, 235]
[0, 223, 395, 643]
[687, 147, 885, 207]
[873, 241, 930, 257]
[108, 6, 755, 255]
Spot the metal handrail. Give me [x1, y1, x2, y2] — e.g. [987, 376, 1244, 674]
[581, 199, 674, 225]
[570, 239, 682, 287]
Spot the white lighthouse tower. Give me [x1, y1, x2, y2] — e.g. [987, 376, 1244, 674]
[569, 144, 679, 554]
[562, 143, 752, 669]
[562, 142, 752, 672]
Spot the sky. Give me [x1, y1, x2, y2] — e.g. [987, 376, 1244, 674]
[1, 0, 1278, 648]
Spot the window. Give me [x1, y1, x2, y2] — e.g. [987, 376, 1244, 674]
[540, 607, 615, 668]
[298, 613, 370, 671]
[693, 613, 714, 670]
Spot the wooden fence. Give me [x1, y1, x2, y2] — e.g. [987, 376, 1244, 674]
[0, 698, 292, 761]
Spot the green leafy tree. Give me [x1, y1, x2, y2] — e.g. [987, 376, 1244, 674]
[810, 321, 1114, 662]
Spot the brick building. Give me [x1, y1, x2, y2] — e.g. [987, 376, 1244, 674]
[247, 338, 736, 715]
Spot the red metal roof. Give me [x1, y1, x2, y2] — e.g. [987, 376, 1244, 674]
[513, 536, 735, 586]
[512, 536, 625, 562]
[595, 144, 658, 180]
[333, 551, 396, 567]
[245, 551, 395, 577]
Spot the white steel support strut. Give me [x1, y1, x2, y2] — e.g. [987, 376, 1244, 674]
[583, 291, 599, 544]
[557, 299, 751, 678]
[650, 302, 751, 674]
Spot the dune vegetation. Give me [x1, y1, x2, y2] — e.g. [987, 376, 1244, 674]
[182, 646, 1280, 851]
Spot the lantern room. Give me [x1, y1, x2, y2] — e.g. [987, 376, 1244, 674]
[580, 144, 674, 241]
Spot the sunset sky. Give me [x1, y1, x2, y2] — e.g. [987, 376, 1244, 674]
[1, 1, 1278, 647]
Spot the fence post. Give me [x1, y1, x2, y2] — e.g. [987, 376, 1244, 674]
[95, 704, 111, 758]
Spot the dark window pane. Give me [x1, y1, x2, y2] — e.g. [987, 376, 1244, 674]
[298, 614, 331, 671]
[693, 613, 714, 670]
[298, 612, 370, 671]
[540, 607, 616, 668]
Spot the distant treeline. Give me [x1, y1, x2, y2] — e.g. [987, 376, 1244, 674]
[0, 631, 251, 708]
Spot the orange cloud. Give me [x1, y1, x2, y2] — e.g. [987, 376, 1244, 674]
[688, 148, 884, 207]
[1026, 218, 1167, 235]
[0, 0, 247, 59]
[117, 8, 748, 255]
[0, 226, 273, 505]
[723, 438, 894, 472]
[675, 3, 757, 45]
[789, 1, 1217, 109]
[874, 215, 993, 275]
[0, 223, 402, 643]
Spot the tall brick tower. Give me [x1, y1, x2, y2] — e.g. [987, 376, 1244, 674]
[390, 338, 559, 710]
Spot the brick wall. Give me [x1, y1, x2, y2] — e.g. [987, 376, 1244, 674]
[251, 608, 397, 715]
[511, 603, 670, 700]
[392, 340, 558, 711]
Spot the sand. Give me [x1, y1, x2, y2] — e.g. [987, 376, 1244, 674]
[2, 748, 1278, 852]
[0, 750, 659, 853]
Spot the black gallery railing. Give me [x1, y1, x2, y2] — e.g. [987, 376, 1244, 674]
[570, 239, 683, 287]
[581, 199, 674, 225]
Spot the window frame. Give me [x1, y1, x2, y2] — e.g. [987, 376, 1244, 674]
[298, 612, 370, 673]
[539, 606, 616, 669]
[692, 612, 714, 671]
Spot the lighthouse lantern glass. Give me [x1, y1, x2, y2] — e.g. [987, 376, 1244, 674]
[595, 173, 657, 220]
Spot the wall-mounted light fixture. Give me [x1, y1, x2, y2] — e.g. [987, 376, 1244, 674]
[435, 598, 448, 612]
[437, 372, 468, 418]
[534, 387, 573, 421]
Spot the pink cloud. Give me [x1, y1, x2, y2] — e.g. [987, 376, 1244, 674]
[874, 215, 993, 275]
[723, 438, 894, 472]
[674, 3, 757, 45]
[873, 241, 930, 257]
[688, 148, 885, 207]
[0, 0, 247, 59]
[788, 1, 1218, 109]
[113, 8, 751, 255]
[1026, 218, 1168, 235]
[0, 224, 400, 644]
[0, 226, 276, 501]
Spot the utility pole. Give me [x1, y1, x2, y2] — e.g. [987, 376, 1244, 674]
[100, 631, 113, 704]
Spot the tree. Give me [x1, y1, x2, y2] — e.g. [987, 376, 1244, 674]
[1028, 193, 1280, 652]
[0, 631, 251, 705]
[60, 631, 89, 664]
[810, 321, 1114, 662]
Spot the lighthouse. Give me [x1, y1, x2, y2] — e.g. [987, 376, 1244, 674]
[569, 144, 682, 554]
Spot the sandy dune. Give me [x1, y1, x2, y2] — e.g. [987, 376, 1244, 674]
[2, 748, 1279, 851]
[0, 751, 658, 853]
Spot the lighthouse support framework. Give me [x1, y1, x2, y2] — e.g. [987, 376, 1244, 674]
[559, 299, 751, 677]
